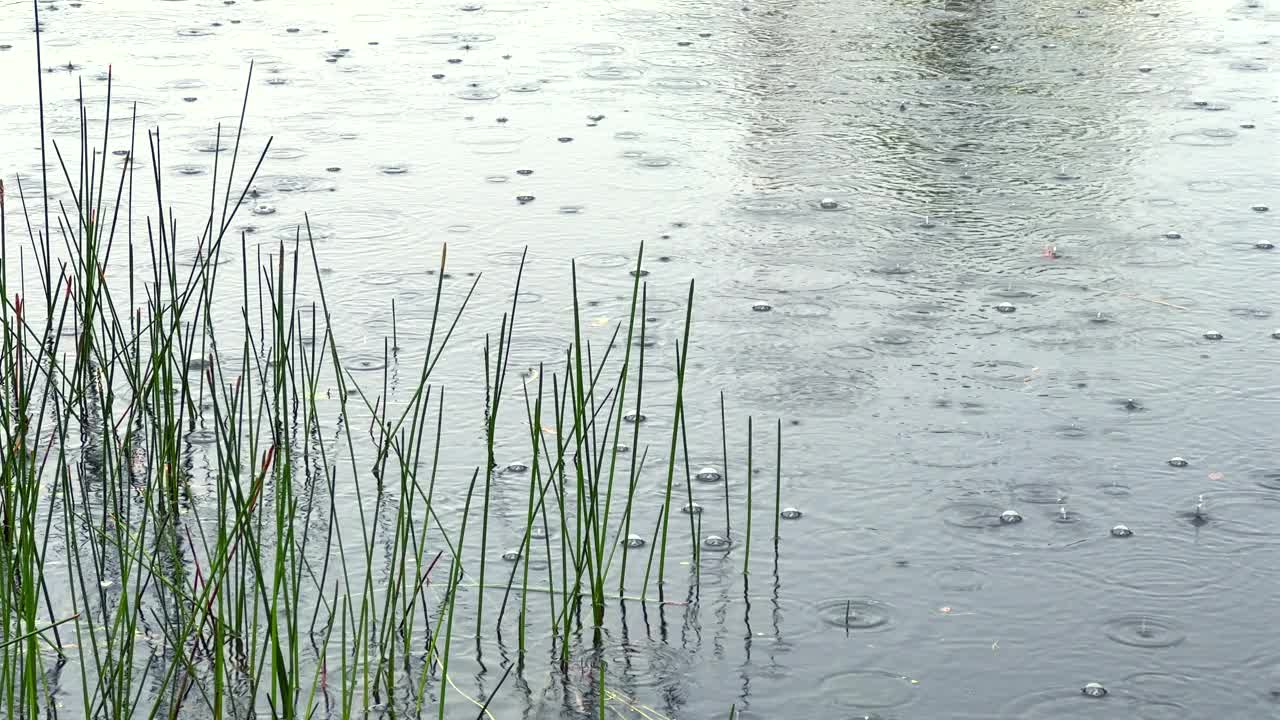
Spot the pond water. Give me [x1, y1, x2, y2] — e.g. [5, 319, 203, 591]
[1, 0, 1279, 717]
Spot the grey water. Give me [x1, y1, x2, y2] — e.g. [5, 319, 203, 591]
[2, 0, 1279, 717]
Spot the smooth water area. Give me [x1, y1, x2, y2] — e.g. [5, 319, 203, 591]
[2, 0, 1279, 716]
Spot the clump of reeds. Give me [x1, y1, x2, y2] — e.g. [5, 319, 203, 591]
[0, 4, 793, 717]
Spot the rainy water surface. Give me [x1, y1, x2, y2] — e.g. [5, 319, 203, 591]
[2, 0, 1279, 717]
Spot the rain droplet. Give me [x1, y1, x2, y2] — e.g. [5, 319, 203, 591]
[780, 507, 803, 520]
[621, 534, 646, 549]
[1110, 524, 1133, 538]
[999, 509, 1023, 524]
[1168, 456, 1189, 467]
[252, 204, 276, 216]
[681, 502, 703, 514]
[995, 302, 1016, 313]
[1081, 682, 1107, 698]
[1203, 330, 1223, 340]
[505, 462, 528, 473]
[501, 549, 521, 561]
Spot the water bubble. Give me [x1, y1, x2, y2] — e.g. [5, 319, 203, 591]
[1254, 205, 1270, 212]
[516, 195, 535, 204]
[999, 509, 1023, 524]
[752, 303, 773, 312]
[557, 136, 574, 143]
[1138, 64, 1153, 72]
[780, 507, 803, 520]
[695, 467, 722, 482]
[516, 169, 533, 175]
[380, 165, 408, 175]
[505, 462, 528, 473]
[1110, 524, 1133, 538]
[995, 302, 1017, 313]
[702, 535, 731, 550]
[624, 413, 646, 423]
[1081, 682, 1107, 698]
[252, 204, 276, 216]
[1202, 330, 1223, 340]
[621, 534, 646, 549]
[1168, 456, 1188, 467]
[1256, 240, 1275, 250]
[1163, 231, 1182, 239]
[501, 549, 521, 561]
[818, 197, 840, 210]
[681, 502, 703, 514]
[1273, 330, 1280, 339]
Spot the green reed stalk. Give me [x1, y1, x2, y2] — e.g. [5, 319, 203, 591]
[743, 417, 753, 576]
[774, 419, 782, 546]
[656, 281, 694, 598]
